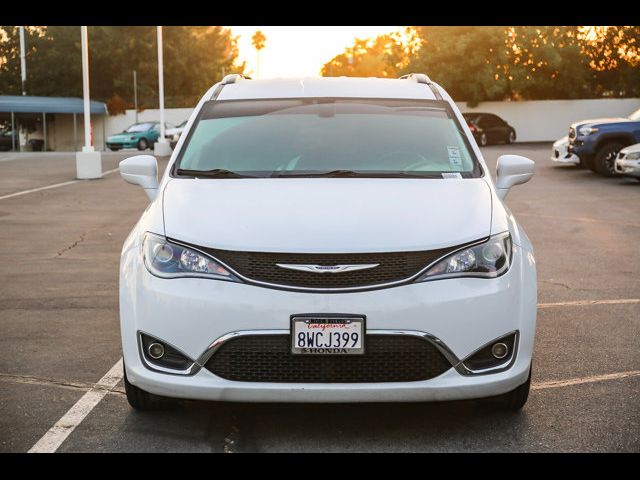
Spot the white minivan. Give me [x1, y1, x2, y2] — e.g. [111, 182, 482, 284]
[119, 74, 537, 411]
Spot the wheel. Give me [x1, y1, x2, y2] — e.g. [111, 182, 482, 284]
[592, 142, 625, 177]
[109, 147, 120, 152]
[123, 364, 172, 410]
[479, 132, 488, 147]
[494, 364, 532, 411]
[506, 129, 516, 144]
[137, 138, 149, 151]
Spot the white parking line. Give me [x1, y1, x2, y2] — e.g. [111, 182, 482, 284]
[0, 168, 119, 201]
[532, 371, 640, 390]
[538, 298, 640, 308]
[27, 358, 123, 454]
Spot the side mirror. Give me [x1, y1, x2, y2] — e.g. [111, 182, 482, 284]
[119, 155, 158, 201]
[495, 154, 534, 200]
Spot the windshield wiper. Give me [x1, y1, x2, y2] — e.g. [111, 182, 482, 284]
[271, 169, 442, 178]
[176, 168, 256, 178]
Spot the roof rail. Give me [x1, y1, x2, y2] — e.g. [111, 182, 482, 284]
[399, 73, 442, 100]
[221, 73, 252, 85]
[399, 73, 431, 84]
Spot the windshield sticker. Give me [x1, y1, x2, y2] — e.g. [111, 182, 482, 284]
[447, 146, 462, 167]
[442, 172, 462, 179]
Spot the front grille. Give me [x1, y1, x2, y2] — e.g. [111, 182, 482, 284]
[205, 334, 452, 383]
[197, 244, 469, 290]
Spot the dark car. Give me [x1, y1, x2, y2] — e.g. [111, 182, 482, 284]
[463, 113, 516, 147]
[567, 108, 640, 176]
[0, 130, 18, 151]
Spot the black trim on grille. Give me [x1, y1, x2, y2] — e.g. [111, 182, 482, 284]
[205, 334, 453, 383]
[179, 240, 482, 292]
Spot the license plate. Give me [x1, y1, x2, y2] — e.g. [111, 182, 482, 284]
[291, 316, 365, 355]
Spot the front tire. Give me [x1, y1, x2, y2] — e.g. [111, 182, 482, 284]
[494, 365, 532, 411]
[479, 132, 488, 147]
[124, 365, 172, 410]
[137, 138, 149, 151]
[592, 142, 624, 177]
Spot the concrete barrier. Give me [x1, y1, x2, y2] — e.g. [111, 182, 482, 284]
[457, 98, 640, 142]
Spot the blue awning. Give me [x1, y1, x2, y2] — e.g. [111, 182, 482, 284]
[0, 95, 108, 115]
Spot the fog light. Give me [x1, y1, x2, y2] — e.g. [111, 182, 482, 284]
[148, 342, 165, 359]
[491, 342, 508, 359]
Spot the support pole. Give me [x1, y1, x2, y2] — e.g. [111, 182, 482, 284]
[11, 112, 16, 152]
[42, 112, 47, 151]
[153, 26, 171, 156]
[75, 26, 102, 179]
[133, 70, 138, 123]
[19, 26, 27, 96]
[73, 113, 77, 151]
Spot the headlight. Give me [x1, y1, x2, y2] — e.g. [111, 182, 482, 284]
[578, 126, 598, 136]
[623, 152, 640, 160]
[142, 232, 240, 282]
[172, 133, 180, 141]
[417, 233, 512, 281]
[130, 136, 137, 140]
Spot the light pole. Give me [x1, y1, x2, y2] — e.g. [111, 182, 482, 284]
[154, 26, 171, 156]
[19, 26, 27, 96]
[75, 26, 102, 179]
[133, 70, 138, 123]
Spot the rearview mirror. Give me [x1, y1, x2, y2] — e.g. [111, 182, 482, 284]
[119, 155, 158, 201]
[495, 154, 534, 200]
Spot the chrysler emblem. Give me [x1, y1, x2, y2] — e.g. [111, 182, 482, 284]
[276, 263, 379, 274]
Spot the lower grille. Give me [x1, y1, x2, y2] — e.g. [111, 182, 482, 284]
[205, 334, 452, 383]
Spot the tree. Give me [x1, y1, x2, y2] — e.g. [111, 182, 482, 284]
[504, 26, 591, 100]
[251, 30, 266, 78]
[321, 33, 415, 78]
[0, 26, 245, 109]
[401, 26, 510, 106]
[580, 26, 640, 97]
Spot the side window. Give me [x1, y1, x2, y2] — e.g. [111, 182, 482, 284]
[478, 115, 490, 128]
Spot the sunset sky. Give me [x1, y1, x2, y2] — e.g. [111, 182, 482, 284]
[227, 26, 402, 78]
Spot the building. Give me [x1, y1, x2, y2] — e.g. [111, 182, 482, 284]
[0, 95, 108, 152]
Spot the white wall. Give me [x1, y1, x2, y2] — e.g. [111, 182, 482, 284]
[457, 98, 640, 142]
[103, 99, 640, 145]
[105, 108, 193, 137]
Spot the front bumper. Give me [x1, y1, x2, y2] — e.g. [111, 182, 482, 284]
[551, 143, 579, 165]
[615, 157, 640, 177]
[120, 240, 537, 403]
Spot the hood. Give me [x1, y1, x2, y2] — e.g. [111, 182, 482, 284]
[162, 178, 493, 253]
[571, 117, 629, 129]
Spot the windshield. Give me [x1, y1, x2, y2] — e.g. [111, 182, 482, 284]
[125, 122, 154, 133]
[629, 108, 640, 121]
[176, 98, 482, 178]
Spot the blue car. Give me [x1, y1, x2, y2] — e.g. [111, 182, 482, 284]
[106, 122, 174, 151]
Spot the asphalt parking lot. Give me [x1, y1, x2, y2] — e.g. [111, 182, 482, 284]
[0, 144, 638, 452]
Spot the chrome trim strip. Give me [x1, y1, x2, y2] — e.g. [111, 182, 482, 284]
[140, 328, 520, 378]
[137, 330, 201, 376]
[194, 328, 462, 370]
[168, 236, 494, 294]
[455, 330, 520, 376]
